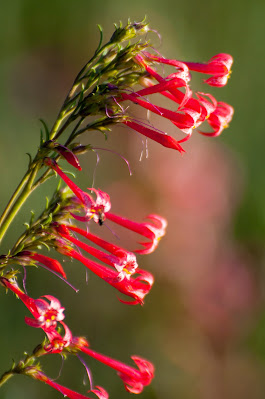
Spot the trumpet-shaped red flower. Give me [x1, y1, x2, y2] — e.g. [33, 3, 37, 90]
[43, 164, 166, 254]
[198, 101, 234, 137]
[55, 223, 138, 281]
[182, 53, 233, 87]
[127, 52, 233, 147]
[44, 321, 73, 353]
[32, 370, 108, 399]
[1, 278, 65, 330]
[72, 340, 154, 394]
[105, 213, 167, 254]
[56, 244, 153, 305]
[123, 120, 186, 153]
[54, 143, 82, 170]
[143, 51, 233, 87]
[44, 158, 111, 224]
[17, 250, 66, 279]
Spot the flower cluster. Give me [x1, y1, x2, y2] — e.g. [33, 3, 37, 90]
[19, 156, 166, 305]
[117, 51, 233, 153]
[0, 19, 234, 398]
[0, 276, 154, 395]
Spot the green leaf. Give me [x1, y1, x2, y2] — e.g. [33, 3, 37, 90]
[42, 213, 53, 226]
[30, 211, 35, 226]
[45, 197, 50, 210]
[26, 153, 32, 167]
[95, 24, 103, 55]
[40, 129, 44, 146]
[39, 119, 50, 141]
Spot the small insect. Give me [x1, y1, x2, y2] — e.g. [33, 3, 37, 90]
[98, 211, 105, 226]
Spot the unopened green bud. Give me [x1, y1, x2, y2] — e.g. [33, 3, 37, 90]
[110, 20, 149, 44]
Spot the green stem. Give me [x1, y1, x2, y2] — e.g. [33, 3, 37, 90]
[0, 370, 14, 387]
[0, 170, 31, 230]
[0, 165, 40, 244]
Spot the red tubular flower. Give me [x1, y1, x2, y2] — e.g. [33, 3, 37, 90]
[32, 371, 108, 399]
[54, 144, 82, 170]
[136, 52, 191, 85]
[44, 158, 111, 223]
[1, 278, 65, 330]
[131, 52, 234, 144]
[127, 56, 210, 142]
[56, 245, 153, 305]
[123, 120, 185, 153]
[122, 92, 196, 132]
[143, 51, 233, 87]
[1, 278, 39, 317]
[181, 53, 233, 87]
[105, 213, 167, 255]
[55, 223, 138, 281]
[198, 101, 234, 137]
[76, 343, 154, 394]
[44, 321, 73, 353]
[18, 250, 66, 279]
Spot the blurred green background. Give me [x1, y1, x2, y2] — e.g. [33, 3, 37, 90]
[0, 1, 265, 398]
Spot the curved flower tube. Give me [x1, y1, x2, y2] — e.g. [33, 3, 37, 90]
[123, 121, 185, 153]
[122, 92, 196, 131]
[56, 245, 153, 305]
[105, 213, 167, 254]
[55, 223, 138, 281]
[75, 342, 154, 394]
[182, 53, 233, 87]
[133, 52, 234, 142]
[1, 278, 65, 330]
[44, 159, 111, 223]
[198, 101, 234, 137]
[17, 250, 66, 279]
[31, 370, 108, 399]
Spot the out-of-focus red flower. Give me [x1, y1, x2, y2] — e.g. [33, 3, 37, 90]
[71, 339, 154, 394]
[187, 250, 257, 345]
[32, 370, 108, 399]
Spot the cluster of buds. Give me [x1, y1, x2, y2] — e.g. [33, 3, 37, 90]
[0, 18, 234, 398]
